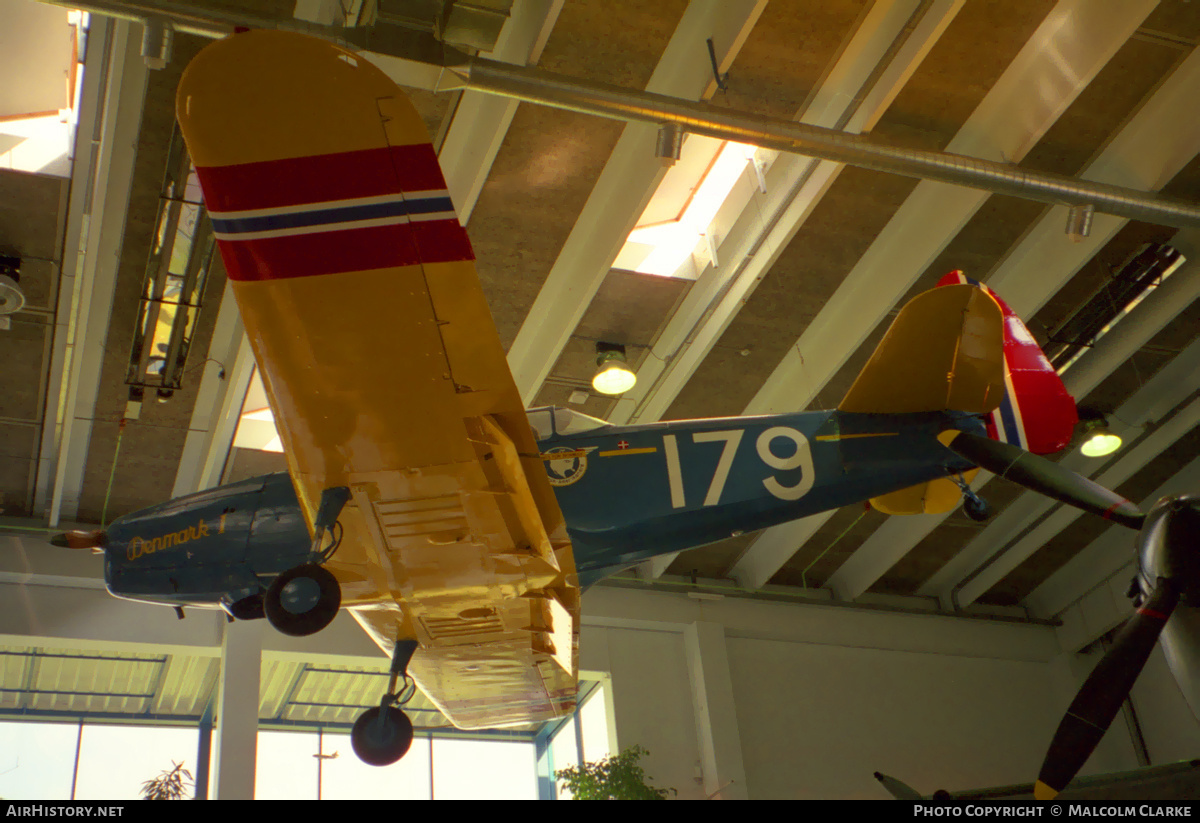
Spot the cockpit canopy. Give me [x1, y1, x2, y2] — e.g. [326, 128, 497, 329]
[525, 406, 610, 441]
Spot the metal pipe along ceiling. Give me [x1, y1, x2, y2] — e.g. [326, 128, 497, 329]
[48, 0, 1200, 228]
[457, 59, 1200, 229]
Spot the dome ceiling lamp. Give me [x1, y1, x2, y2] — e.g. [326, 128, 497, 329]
[592, 342, 637, 396]
[1080, 414, 1122, 458]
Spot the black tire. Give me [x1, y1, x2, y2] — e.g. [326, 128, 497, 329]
[264, 563, 340, 636]
[228, 593, 266, 621]
[963, 495, 991, 522]
[352, 706, 414, 766]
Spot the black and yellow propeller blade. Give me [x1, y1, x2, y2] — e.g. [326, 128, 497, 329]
[874, 771, 923, 800]
[941, 430, 1144, 530]
[1034, 578, 1179, 800]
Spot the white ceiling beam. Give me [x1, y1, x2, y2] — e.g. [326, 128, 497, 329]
[632, 0, 966, 582]
[726, 510, 838, 591]
[986, 53, 1200, 318]
[506, 0, 768, 405]
[293, 0, 346, 26]
[43, 20, 149, 525]
[919, 333, 1200, 602]
[745, 0, 1161, 417]
[611, 0, 963, 427]
[823, 479, 990, 603]
[33, 13, 113, 516]
[438, 0, 563, 223]
[1056, 229, 1200, 401]
[827, 240, 1200, 601]
[722, 0, 1159, 591]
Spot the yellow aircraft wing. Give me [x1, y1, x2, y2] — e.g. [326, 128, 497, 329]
[176, 30, 578, 728]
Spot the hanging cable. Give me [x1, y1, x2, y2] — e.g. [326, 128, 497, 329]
[101, 419, 126, 527]
[801, 507, 868, 589]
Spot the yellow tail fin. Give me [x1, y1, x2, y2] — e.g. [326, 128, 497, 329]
[839, 284, 1005, 415]
[839, 284, 1003, 515]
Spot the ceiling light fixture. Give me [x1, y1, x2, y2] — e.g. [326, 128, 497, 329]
[1080, 416, 1122, 458]
[592, 343, 637, 395]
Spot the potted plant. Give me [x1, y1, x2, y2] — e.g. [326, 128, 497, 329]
[555, 745, 675, 799]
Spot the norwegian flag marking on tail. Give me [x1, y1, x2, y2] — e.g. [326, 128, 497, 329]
[937, 271, 1078, 455]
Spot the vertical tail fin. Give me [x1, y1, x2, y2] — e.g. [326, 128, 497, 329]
[842, 272, 1079, 516]
[937, 271, 1078, 455]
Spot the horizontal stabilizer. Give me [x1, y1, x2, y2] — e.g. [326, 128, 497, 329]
[871, 471, 977, 516]
[839, 284, 1005, 415]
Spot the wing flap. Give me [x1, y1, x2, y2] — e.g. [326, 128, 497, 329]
[352, 587, 577, 730]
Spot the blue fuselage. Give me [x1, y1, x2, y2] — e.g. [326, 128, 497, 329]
[543, 409, 984, 585]
[98, 408, 985, 605]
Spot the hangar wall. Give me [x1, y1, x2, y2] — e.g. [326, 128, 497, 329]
[579, 585, 1200, 800]
[6, 532, 1200, 800]
[1128, 644, 1200, 767]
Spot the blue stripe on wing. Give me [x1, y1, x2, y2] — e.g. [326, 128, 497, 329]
[210, 195, 455, 235]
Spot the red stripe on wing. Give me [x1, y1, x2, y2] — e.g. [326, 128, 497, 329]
[216, 219, 473, 281]
[196, 144, 448, 213]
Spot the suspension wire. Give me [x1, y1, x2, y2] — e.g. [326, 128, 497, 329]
[101, 419, 126, 527]
[801, 507, 868, 589]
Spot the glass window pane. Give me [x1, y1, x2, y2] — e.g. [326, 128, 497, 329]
[75, 724, 198, 801]
[549, 717, 579, 799]
[0, 721, 80, 800]
[254, 729, 432, 800]
[316, 732, 431, 800]
[579, 686, 612, 764]
[255, 729, 319, 800]
[432, 738, 536, 800]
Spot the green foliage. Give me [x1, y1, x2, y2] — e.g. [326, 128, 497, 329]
[140, 760, 193, 800]
[555, 745, 676, 800]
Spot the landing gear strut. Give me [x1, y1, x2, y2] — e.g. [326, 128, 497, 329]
[950, 473, 991, 522]
[263, 486, 350, 637]
[352, 639, 419, 766]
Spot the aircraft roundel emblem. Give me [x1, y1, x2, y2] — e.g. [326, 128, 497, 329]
[542, 446, 595, 487]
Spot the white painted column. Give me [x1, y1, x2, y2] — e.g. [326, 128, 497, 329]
[683, 621, 747, 799]
[211, 619, 262, 799]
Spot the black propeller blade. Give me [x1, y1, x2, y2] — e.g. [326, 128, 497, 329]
[48, 530, 108, 551]
[943, 430, 1144, 530]
[873, 771, 923, 800]
[1034, 577, 1179, 800]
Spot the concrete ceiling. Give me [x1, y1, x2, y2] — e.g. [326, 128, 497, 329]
[1, 0, 1199, 692]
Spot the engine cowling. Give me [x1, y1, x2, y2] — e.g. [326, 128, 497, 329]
[102, 472, 313, 614]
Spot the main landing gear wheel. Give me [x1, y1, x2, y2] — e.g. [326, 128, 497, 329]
[264, 563, 340, 636]
[351, 639, 420, 766]
[352, 706, 414, 766]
